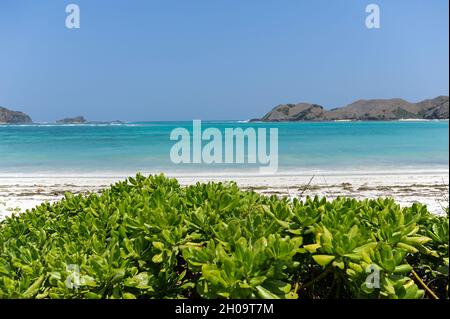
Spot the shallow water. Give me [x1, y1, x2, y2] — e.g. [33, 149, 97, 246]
[0, 121, 448, 175]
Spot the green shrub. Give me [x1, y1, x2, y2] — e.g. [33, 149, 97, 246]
[0, 174, 448, 299]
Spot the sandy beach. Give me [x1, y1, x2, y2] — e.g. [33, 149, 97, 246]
[1, 170, 448, 220]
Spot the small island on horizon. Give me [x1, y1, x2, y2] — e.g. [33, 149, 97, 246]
[56, 116, 87, 124]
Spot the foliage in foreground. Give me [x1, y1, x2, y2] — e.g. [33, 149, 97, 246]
[0, 174, 448, 299]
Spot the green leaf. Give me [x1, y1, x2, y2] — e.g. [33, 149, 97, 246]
[393, 264, 412, 274]
[312, 255, 335, 267]
[122, 292, 137, 299]
[152, 253, 164, 263]
[249, 276, 267, 287]
[124, 272, 154, 290]
[262, 280, 291, 294]
[152, 241, 165, 251]
[111, 269, 126, 284]
[256, 285, 280, 299]
[397, 242, 419, 253]
[84, 292, 102, 299]
[23, 274, 45, 298]
[303, 243, 321, 253]
[332, 260, 345, 270]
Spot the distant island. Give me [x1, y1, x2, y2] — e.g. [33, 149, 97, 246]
[250, 96, 449, 122]
[56, 116, 87, 124]
[0, 106, 32, 124]
[0, 109, 124, 125]
[56, 116, 124, 125]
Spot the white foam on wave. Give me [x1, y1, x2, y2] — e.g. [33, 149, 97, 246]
[0, 167, 448, 179]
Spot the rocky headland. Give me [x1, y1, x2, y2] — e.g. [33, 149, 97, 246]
[251, 96, 449, 122]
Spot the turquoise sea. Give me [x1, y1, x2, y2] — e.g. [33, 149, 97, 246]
[0, 121, 448, 175]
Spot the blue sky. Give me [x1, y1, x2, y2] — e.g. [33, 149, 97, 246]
[0, 0, 448, 121]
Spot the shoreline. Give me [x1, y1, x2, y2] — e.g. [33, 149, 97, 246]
[0, 166, 448, 178]
[1, 170, 448, 219]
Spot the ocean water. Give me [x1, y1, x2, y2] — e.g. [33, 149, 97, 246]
[0, 121, 448, 176]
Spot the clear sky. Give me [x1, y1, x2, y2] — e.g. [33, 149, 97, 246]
[0, 0, 448, 121]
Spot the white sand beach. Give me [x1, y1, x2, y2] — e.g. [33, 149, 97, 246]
[1, 170, 448, 220]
